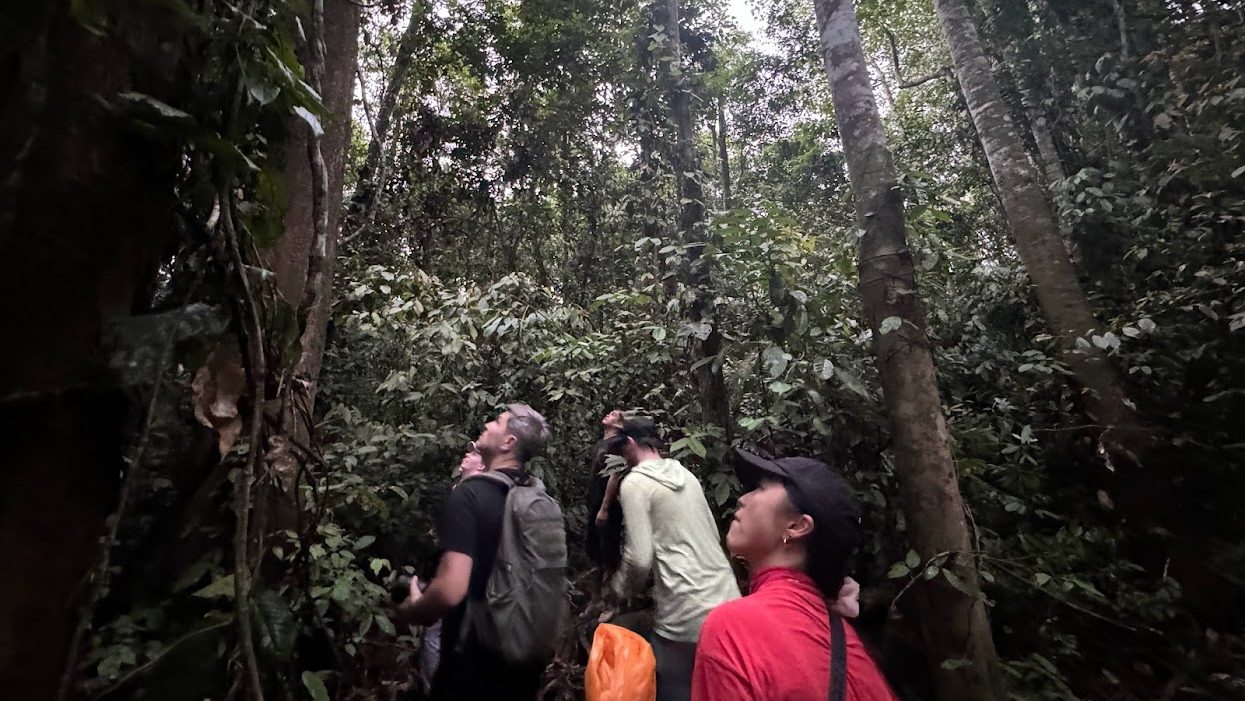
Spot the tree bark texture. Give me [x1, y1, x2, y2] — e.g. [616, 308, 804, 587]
[658, 0, 732, 437]
[812, 2, 1006, 700]
[0, 8, 177, 698]
[1011, 60, 1078, 262]
[931, 0, 1146, 457]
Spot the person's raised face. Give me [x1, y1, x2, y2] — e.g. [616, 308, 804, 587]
[601, 410, 624, 436]
[459, 448, 484, 478]
[725, 478, 811, 562]
[474, 411, 515, 462]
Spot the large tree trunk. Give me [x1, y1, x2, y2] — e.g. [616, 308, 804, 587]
[262, 0, 359, 552]
[0, 7, 177, 698]
[931, 0, 1146, 460]
[269, 0, 361, 400]
[658, 0, 732, 437]
[812, 2, 1005, 699]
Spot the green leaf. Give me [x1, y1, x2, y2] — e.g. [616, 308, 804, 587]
[301, 671, 330, 701]
[293, 106, 324, 137]
[819, 359, 835, 380]
[1034, 572, 1052, 586]
[942, 568, 976, 597]
[887, 562, 910, 579]
[115, 91, 196, 124]
[245, 77, 281, 106]
[762, 344, 791, 378]
[193, 573, 235, 599]
[879, 316, 903, 335]
[354, 535, 376, 550]
[686, 436, 707, 459]
[922, 565, 940, 581]
[374, 614, 396, 636]
[768, 380, 793, 395]
[834, 368, 869, 398]
[905, 550, 920, 568]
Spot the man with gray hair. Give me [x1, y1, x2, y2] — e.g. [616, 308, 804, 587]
[398, 403, 559, 700]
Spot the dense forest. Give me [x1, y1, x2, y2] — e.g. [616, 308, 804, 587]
[1, 0, 1243, 699]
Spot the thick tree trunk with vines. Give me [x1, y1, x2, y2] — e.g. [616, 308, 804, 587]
[932, 0, 1146, 459]
[269, 0, 360, 405]
[262, 0, 359, 595]
[658, 0, 732, 437]
[812, 2, 1005, 699]
[0, 8, 177, 698]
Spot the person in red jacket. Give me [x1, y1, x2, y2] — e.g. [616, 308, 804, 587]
[692, 449, 898, 701]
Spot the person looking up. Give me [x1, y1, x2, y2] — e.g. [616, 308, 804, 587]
[692, 449, 897, 701]
[607, 418, 740, 701]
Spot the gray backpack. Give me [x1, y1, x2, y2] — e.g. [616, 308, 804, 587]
[461, 470, 568, 665]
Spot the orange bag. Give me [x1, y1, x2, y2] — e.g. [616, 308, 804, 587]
[585, 623, 657, 701]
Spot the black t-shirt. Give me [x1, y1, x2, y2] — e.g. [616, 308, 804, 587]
[585, 439, 625, 571]
[434, 470, 515, 652]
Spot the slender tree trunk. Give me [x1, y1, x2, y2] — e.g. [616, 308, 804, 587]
[0, 7, 178, 698]
[716, 94, 733, 210]
[931, 0, 1146, 458]
[345, 0, 424, 234]
[1111, 0, 1131, 60]
[658, 0, 731, 437]
[812, 2, 1004, 700]
[1011, 59, 1078, 262]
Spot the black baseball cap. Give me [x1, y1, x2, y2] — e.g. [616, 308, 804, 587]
[734, 447, 862, 592]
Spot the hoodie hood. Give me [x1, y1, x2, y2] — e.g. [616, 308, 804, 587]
[631, 457, 687, 491]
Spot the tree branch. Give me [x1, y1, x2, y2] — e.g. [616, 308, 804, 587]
[883, 26, 951, 89]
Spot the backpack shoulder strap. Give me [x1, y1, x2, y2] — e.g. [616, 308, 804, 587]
[468, 470, 517, 490]
[829, 613, 847, 701]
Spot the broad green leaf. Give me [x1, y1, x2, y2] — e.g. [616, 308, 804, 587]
[193, 574, 235, 599]
[301, 671, 330, 701]
[293, 106, 324, 136]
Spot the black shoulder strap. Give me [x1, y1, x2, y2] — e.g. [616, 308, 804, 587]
[829, 613, 847, 701]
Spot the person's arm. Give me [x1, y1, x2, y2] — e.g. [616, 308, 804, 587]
[396, 551, 472, 626]
[595, 472, 622, 526]
[610, 478, 653, 597]
[397, 483, 477, 626]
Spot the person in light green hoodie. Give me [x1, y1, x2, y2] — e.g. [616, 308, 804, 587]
[605, 417, 740, 701]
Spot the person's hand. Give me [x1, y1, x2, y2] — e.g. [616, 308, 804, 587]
[406, 576, 424, 605]
[831, 577, 860, 618]
[595, 508, 610, 526]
